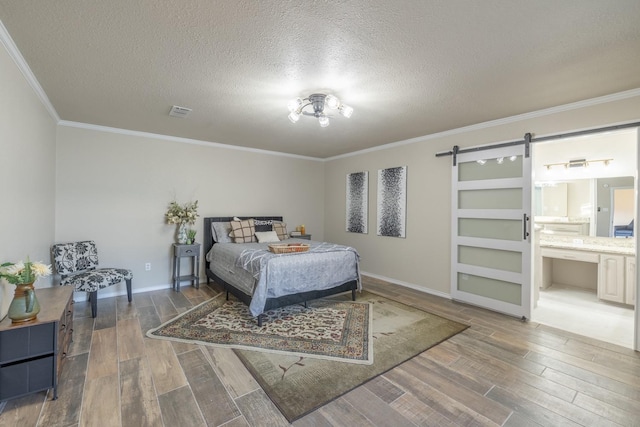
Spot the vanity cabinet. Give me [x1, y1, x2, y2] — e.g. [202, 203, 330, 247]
[597, 254, 625, 304]
[626, 256, 636, 306]
[539, 247, 635, 306]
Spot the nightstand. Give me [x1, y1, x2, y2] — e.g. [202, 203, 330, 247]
[172, 243, 200, 291]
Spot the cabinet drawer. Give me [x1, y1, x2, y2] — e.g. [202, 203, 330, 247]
[540, 248, 599, 263]
[175, 244, 200, 257]
[0, 323, 55, 363]
[0, 355, 54, 400]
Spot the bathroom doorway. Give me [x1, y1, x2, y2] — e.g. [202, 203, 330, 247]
[531, 128, 637, 348]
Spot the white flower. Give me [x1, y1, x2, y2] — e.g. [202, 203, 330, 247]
[31, 262, 52, 277]
[165, 200, 199, 225]
[6, 262, 24, 275]
[0, 259, 51, 284]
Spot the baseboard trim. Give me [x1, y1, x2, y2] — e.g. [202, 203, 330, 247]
[73, 282, 204, 301]
[360, 271, 452, 300]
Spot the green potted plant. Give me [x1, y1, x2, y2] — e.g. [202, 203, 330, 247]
[186, 229, 197, 245]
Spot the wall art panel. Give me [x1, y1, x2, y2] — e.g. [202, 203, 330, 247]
[377, 166, 406, 238]
[346, 171, 368, 233]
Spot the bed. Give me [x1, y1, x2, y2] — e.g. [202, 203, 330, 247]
[204, 216, 360, 325]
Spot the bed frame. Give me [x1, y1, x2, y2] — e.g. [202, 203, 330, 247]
[203, 216, 358, 325]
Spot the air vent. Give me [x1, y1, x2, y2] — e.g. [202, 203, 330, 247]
[169, 105, 192, 118]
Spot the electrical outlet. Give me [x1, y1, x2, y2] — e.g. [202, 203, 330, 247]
[145, 263, 151, 271]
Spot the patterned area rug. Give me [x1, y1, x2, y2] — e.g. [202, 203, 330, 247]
[236, 290, 468, 422]
[146, 293, 374, 364]
[147, 290, 468, 422]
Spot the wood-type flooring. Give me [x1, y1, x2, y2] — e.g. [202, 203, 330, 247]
[0, 276, 638, 426]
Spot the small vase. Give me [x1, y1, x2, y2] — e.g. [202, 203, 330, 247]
[177, 223, 188, 244]
[8, 282, 40, 324]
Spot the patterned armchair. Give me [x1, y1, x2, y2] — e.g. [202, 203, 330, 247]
[51, 240, 132, 317]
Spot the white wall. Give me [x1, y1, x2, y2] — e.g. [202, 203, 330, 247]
[55, 126, 325, 296]
[324, 94, 640, 296]
[0, 41, 57, 318]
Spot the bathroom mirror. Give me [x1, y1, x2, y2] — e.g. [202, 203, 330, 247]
[534, 176, 635, 237]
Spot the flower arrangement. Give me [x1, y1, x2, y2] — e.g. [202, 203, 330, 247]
[0, 258, 52, 285]
[186, 229, 197, 244]
[165, 200, 199, 225]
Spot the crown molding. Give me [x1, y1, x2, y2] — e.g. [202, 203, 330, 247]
[58, 120, 323, 161]
[3, 13, 638, 162]
[326, 88, 640, 161]
[0, 19, 59, 122]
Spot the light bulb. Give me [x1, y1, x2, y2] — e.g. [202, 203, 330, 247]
[318, 115, 330, 127]
[288, 111, 300, 123]
[476, 159, 487, 165]
[287, 98, 302, 112]
[339, 104, 353, 118]
[496, 157, 504, 164]
[509, 155, 517, 162]
[325, 95, 340, 109]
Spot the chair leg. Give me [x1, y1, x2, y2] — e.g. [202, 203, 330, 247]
[126, 279, 132, 302]
[89, 291, 98, 318]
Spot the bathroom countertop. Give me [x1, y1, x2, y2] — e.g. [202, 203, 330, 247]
[539, 235, 635, 256]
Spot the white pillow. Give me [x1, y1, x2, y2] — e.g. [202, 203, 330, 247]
[255, 230, 280, 243]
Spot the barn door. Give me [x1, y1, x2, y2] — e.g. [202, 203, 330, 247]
[451, 145, 532, 319]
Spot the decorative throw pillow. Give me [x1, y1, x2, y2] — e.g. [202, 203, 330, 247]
[272, 221, 288, 240]
[255, 230, 280, 243]
[230, 219, 256, 243]
[211, 222, 233, 243]
[254, 219, 274, 232]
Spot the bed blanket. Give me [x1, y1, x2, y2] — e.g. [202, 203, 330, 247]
[236, 242, 360, 316]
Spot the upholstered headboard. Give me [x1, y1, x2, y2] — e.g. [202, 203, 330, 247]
[203, 216, 283, 268]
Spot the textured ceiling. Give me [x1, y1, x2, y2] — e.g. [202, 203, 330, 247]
[1, 1, 640, 158]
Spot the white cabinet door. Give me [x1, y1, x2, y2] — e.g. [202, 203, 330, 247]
[598, 254, 625, 303]
[626, 256, 636, 306]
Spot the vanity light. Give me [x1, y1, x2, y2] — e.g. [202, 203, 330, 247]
[544, 158, 613, 170]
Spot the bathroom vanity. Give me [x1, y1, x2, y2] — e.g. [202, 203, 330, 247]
[536, 235, 635, 306]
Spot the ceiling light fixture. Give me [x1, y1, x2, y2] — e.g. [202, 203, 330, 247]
[287, 93, 353, 127]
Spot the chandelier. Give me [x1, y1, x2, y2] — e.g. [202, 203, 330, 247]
[287, 93, 353, 127]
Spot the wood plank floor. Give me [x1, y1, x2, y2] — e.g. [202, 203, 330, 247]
[1, 276, 638, 426]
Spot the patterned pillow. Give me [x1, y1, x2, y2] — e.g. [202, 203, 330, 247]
[272, 221, 288, 240]
[230, 219, 256, 243]
[211, 222, 233, 243]
[254, 219, 273, 232]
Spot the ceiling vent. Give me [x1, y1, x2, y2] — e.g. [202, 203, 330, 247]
[169, 105, 192, 118]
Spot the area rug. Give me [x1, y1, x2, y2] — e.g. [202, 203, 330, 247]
[146, 293, 374, 364]
[234, 290, 469, 422]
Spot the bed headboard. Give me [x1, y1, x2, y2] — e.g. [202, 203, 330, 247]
[203, 216, 283, 266]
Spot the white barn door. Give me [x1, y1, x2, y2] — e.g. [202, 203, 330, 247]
[451, 145, 532, 319]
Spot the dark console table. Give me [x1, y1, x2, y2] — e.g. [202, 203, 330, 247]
[0, 286, 74, 401]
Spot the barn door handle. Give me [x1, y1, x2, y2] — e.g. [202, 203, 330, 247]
[523, 214, 530, 240]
